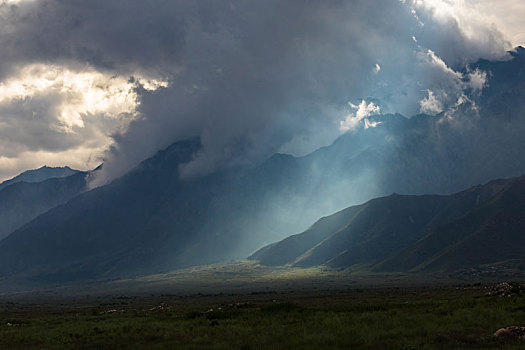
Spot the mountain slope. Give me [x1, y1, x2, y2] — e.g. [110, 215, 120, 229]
[377, 176, 525, 272]
[0, 166, 78, 192]
[249, 177, 511, 269]
[0, 139, 210, 280]
[0, 171, 88, 240]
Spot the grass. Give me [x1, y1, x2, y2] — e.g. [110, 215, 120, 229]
[1, 283, 525, 349]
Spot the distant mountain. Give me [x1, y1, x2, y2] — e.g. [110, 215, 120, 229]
[0, 48, 525, 283]
[0, 166, 78, 192]
[0, 139, 210, 281]
[378, 176, 525, 272]
[0, 172, 89, 240]
[250, 175, 525, 273]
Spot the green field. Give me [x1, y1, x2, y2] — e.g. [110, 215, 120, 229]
[1, 282, 525, 349]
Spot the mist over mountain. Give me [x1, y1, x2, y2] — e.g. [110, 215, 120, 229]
[251, 174, 525, 274]
[0, 49, 524, 283]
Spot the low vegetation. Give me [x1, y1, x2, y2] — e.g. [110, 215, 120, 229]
[1, 283, 525, 349]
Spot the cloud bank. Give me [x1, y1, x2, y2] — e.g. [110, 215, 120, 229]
[0, 0, 515, 182]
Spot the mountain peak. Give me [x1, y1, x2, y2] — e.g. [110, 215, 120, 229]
[0, 166, 79, 192]
[39, 165, 72, 170]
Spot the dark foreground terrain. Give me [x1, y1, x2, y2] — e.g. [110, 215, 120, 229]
[1, 282, 525, 349]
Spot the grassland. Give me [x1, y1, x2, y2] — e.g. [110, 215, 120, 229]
[1, 282, 525, 349]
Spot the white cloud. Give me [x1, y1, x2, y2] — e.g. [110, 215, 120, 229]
[0, 64, 167, 181]
[420, 90, 444, 115]
[411, 0, 491, 39]
[364, 119, 383, 129]
[466, 0, 525, 47]
[417, 49, 487, 115]
[0, 64, 165, 131]
[408, 0, 513, 62]
[340, 100, 381, 132]
[423, 49, 462, 80]
[466, 68, 488, 92]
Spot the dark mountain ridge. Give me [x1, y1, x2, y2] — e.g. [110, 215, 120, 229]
[0, 170, 88, 240]
[250, 175, 524, 273]
[378, 175, 525, 272]
[0, 166, 78, 192]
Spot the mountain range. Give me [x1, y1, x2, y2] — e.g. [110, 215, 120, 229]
[0, 48, 524, 283]
[0, 166, 86, 240]
[250, 175, 525, 273]
[0, 166, 78, 192]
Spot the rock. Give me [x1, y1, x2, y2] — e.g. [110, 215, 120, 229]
[487, 282, 525, 297]
[149, 304, 171, 311]
[494, 326, 525, 338]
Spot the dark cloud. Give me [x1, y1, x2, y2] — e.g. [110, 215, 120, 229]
[0, 0, 512, 183]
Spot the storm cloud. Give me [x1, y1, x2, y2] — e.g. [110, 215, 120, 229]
[0, 0, 516, 182]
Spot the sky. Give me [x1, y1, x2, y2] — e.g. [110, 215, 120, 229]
[0, 0, 523, 183]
